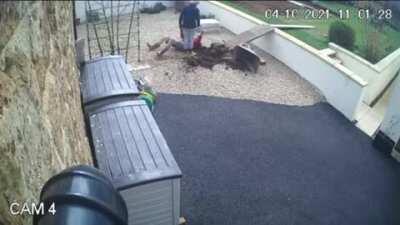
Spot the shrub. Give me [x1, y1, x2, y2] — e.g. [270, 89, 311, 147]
[140, 3, 166, 14]
[364, 31, 383, 63]
[200, 13, 215, 19]
[328, 21, 355, 50]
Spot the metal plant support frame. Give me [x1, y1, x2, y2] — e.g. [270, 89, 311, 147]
[84, 1, 141, 63]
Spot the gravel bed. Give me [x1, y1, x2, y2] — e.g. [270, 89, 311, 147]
[78, 9, 324, 106]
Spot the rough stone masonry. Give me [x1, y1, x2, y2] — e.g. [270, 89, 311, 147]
[0, 2, 91, 225]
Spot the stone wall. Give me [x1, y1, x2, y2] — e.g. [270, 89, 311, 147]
[0, 2, 91, 225]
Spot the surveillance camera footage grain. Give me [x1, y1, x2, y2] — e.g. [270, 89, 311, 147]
[1, 1, 400, 225]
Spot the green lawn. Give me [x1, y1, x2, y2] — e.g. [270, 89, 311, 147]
[221, 1, 400, 63]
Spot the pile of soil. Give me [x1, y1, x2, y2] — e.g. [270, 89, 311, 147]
[184, 43, 249, 71]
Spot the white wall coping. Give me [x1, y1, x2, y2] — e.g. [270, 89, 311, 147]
[329, 42, 381, 73]
[376, 47, 400, 71]
[208, 1, 368, 87]
[329, 42, 400, 74]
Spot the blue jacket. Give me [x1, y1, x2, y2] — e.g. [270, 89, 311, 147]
[179, 4, 200, 29]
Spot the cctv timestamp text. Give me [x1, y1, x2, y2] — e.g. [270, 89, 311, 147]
[9, 202, 56, 216]
[265, 9, 393, 20]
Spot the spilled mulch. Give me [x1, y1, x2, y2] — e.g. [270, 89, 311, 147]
[184, 43, 249, 71]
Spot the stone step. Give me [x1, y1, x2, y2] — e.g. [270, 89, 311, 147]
[355, 102, 384, 137]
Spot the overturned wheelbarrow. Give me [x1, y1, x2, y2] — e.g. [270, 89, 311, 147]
[232, 43, 266, 73]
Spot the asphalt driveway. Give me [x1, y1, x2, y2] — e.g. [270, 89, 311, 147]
[154, 93, 400, 225]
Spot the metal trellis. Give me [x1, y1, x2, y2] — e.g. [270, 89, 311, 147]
[84, 1, 141, 63]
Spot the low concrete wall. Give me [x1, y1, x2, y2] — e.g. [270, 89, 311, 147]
[380, 76, 400, 142]
[330, 43, 400, 105]
[198, 1, 261, 34]
[198, 1, 366, 120]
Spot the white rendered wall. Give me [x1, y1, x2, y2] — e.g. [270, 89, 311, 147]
[198, 1, 260, 35]
[256, 32, 366, 120]
[198, 1, 366, 120]
[330, 43, 400, 105]
[374, 49, 400, 104]
[380, 76, 400, 142]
